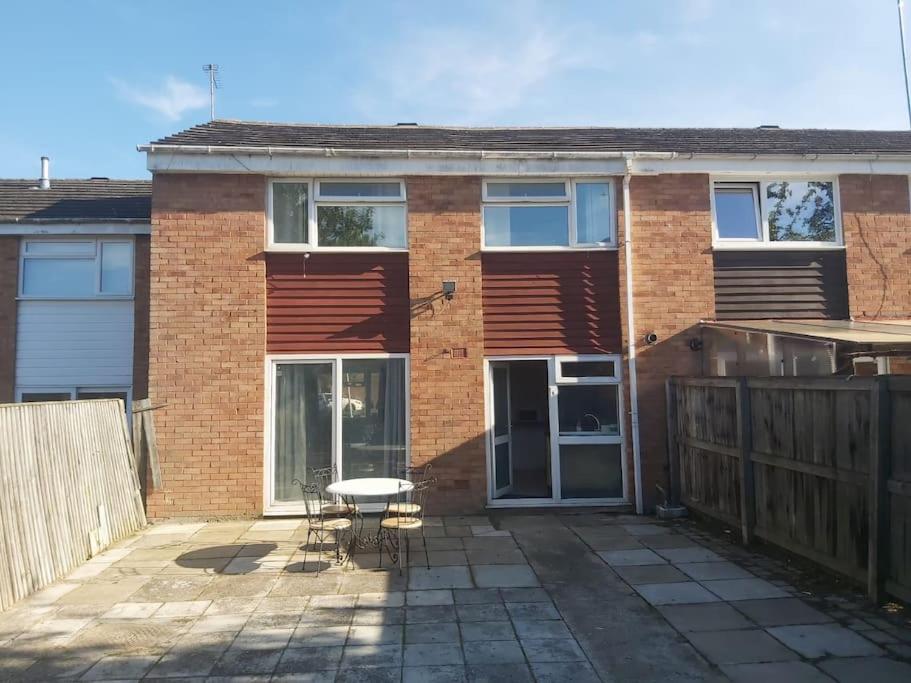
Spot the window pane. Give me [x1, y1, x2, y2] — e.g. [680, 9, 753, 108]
[100, 243, 132, 294]
[77, 390, 128, 404]
[273, 363, 333, 502]
[21, 392, 72, 402]
[272, 183, 309, 243]
[317, 205, 406, 247]
[560, 443, 623, 498]
[319, 181, 401, 198]
[767, 181, 836, 242]
[340, 358, 407, 480]
[715, 186, 759, 239]
[486, 182, 567, 198]
[22, 258, 95, 296]
[560, 360, 616, 379]
[484, 206, 569, 247]
[557, 385, 620, 436]
[575, 183, 612, 243]
[25, 240, 95, 256]
[493, 367, 509, 437]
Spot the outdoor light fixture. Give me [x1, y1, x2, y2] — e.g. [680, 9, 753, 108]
[644, 332, 658, 345]
[442, 281, 456, 300]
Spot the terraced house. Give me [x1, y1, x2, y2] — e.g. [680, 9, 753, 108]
[137, 121, 911, 518]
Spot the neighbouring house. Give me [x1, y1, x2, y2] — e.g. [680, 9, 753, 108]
[0, 160, 151, 413]
[136, 121, 911, 518]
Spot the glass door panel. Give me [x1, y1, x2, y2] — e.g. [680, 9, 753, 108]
[340, 358, 407, 480]
[559, 443, 623, 498]
[491, 364, 513, 498]
[557, 385, 620, 436]
[273, 362, 333, 502]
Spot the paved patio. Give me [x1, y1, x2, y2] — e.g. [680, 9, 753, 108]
[0, 513, 909, 682]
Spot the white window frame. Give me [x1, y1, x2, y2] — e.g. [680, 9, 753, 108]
[263, 352, 411, 516]
[711, 176, 844, 249]
[267, 178, 408, 252]
[16, 386, 133, 413]
[483, 353, 627, 508]
[554, 354, 622, 384]
[481, 178, 617, 251]
[18, 237, 135, 300]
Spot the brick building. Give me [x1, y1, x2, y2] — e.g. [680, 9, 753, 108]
[107, 123, 911, 516]
[0, 169, 151, 412]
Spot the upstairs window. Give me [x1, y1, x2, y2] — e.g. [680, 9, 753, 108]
[482, 179, 615, 249]
[19, 239, 134, 298]
[269, 179, 407, 249]
[713, 179, 839, 246]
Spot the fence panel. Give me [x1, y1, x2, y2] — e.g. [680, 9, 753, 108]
[673, 379, 741, 527]
[670, 375, 911, 603]
[0, 399, 146, 612]
[888, 378, 911, 602]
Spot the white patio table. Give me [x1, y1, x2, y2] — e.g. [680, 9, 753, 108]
[326, 477, 413, 570]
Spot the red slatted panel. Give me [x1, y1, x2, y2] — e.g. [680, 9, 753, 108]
[266, 253, 409, 353]
[481, 251, 622, 354]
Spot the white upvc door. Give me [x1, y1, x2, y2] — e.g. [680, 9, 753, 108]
[490, 363, 514, 498]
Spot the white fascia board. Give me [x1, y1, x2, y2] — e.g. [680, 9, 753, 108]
[145, 146, 911, 177]
[0, 223, 151, 236]
[146, 151, 628, 176]
[632, 156, 911, 176]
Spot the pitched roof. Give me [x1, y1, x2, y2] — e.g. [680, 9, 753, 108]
[0, 179, 151, 223]
[149, 120, 911, 156]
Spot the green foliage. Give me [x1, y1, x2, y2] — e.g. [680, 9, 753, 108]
[318, 206, 381, 246]
[767, 181, 835, 242]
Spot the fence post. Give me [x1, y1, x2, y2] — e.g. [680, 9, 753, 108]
[868, 376, 890, 603]
[737, 377, 755, 544]
[666, 378, 681, 507]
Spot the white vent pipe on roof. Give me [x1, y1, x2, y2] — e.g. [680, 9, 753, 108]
[39, 157, 50, 189]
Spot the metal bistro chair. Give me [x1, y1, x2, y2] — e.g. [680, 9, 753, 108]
[379, 477, 436, 571]
[386, 463, 433, 517]
[293, 480, 352, 576]
[311, 465, 359, 517]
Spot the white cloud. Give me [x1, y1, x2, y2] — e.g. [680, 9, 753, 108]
[111, 76, 208, 121]
[353, 19, 598, 123]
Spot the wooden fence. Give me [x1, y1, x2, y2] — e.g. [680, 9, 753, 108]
[0, 399, 146, 611]
[668, 376, 911, 603]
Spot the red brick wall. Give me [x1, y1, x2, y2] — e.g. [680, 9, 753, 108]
[619, 175, 716, 510]
[840, 175, 911, 319]
[0, 237, 18, 403]
[132, 235, 150, 400]
[148, 174, 266, 518]
[407, 177, 487, 513]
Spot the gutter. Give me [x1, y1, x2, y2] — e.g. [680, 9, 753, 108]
[622, 154, 645, 515]
[137, 143, 910, 164]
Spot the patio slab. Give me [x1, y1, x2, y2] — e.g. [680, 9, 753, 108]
[767, 623, 885, 658]
[817, 656, 911, 683]
[703, 578, 789, 601]
[597, 548, 666, 566]
[720, 661, 834, 683]
[634, 581, 721, 606]
[732, 598, 833, 626]
[685, 629, 801, 665]
[470, 564, 539, 588]
[4, 514, 904, 683]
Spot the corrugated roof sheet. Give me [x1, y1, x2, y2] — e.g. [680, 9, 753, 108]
[0, 179, 151, 223]
[150, 120, 911, 155]
[703, 319, 911, 344]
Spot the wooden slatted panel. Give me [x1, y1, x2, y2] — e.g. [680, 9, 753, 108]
[0, 399, 146, 612]
[266, 253, 409, 353]
[713, 250, 849, 320]
[481, 251, 622, 354]
[887, 377, 911, 602]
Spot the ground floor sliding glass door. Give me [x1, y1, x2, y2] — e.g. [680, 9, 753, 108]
[266, 354, 408, 514]
[486, 355, 626, 507]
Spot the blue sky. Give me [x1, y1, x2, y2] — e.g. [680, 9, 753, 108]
[1, 0, 908, 179]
